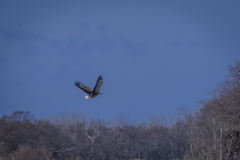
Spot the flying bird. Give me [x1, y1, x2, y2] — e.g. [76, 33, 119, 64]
[75, 76, 103, 99]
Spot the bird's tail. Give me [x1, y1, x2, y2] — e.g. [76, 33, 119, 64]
[85, 95, 90, 99]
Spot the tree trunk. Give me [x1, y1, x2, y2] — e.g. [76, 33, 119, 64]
[213, 116, 216, 160]
[220, 128, 223, 160]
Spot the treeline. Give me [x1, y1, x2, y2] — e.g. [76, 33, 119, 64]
[0, 60, 239, 160]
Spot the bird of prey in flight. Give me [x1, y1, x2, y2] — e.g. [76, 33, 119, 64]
[75, 76, 103, 99]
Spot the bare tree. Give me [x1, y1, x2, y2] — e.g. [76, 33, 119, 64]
[85, 121, 102, 153]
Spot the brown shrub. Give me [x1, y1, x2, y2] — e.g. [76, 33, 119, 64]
[14, 144, 53, 160]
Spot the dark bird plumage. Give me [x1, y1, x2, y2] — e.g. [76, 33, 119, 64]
[75, 76, 103, 99]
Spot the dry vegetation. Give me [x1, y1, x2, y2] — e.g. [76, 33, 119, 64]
[0, 60, 240, 160]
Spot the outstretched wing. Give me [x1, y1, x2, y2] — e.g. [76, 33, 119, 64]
[92, 76, 103, 94]
[75, 81, 93, 94]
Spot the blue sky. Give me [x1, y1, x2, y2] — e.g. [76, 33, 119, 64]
[1, 1, 240, 122]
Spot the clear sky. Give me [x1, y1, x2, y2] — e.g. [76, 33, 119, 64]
[1, 1, 240, 122]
